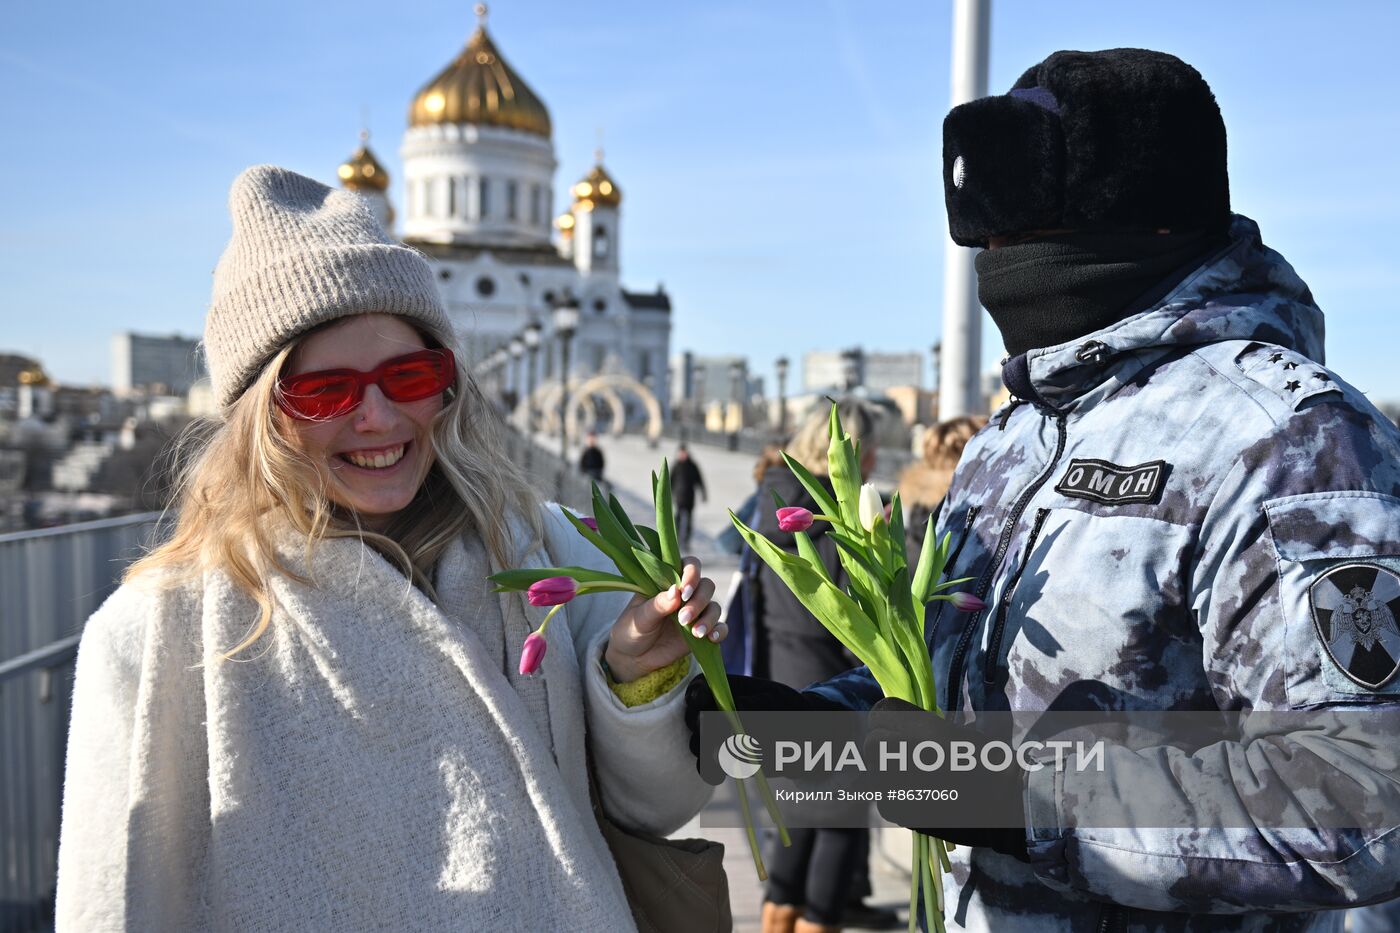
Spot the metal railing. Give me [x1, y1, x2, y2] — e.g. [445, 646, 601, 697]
[505, 428, 598, 510]
[0, 512, 162, 933]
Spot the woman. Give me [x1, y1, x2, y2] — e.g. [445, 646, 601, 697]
[749, 399, 883, 933]
[55, 166, 724, 931]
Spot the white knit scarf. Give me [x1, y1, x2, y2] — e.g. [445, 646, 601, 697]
[57, 518, 643, 932]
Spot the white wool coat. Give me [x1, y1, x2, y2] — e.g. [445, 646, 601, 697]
[55, 506, 712, 931]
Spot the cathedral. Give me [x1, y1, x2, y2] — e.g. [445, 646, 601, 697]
[335, 6, 672, 412]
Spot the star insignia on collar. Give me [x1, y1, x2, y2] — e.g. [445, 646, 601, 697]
[1268, 352, 1284, 363]
[1285, 380, 1301, 391]
[1282, 361, 1299, 370]
[1312, 372, 1331, 382]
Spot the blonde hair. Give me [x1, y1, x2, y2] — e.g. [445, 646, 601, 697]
[751, 443, 785, 485]
[921, 415, 985, 471]
[899, 415, 987, 508]
[127, 317, 542, 656]
[783, 398, 878, 477]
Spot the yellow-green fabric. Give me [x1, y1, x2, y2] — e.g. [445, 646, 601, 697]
[607, 655, 691, 707]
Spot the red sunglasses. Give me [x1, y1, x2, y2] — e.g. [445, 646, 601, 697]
[276, 348, 457, 421]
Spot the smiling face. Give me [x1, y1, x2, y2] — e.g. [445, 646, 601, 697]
[281, 314, 445, 527]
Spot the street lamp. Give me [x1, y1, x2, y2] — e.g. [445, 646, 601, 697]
[692, 363, 706, 438]
[775, 355, 789, 437]
[728, 360, 745, 437]
[553, 301, 580, 460]
[523, 321, 542, 437]
[486, 350, 506, 407]
[840, 348, 861, 392]
[508, 337, 525, 413]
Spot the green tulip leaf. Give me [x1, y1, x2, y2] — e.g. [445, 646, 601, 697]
[654, 462, 683, 573]
[488, 566, 638, 591]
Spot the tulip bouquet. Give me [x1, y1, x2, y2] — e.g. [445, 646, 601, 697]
[730, 403, 980, 933]
[488, 465, 789, 880]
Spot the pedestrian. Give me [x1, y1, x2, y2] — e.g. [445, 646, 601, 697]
[578, 430, 606, 487]
[670, 444, 706, 548]
[716, 444, 785, 675]
[688, 49, 1400, 930]
[55, 166, 725, 932]
[745, 400, 896, 933]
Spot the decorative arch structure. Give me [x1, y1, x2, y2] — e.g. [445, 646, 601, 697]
[567, 373, 663, 442]
[526, 373, 663, 442]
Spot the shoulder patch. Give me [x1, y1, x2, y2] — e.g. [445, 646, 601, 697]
[1312, 563, 1400, 690]
[1234, 342, 1342, 411]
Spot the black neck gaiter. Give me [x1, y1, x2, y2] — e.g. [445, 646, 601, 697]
[975, 229, 1230, 358]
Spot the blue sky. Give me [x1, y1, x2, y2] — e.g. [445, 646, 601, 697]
[3, 0, 1399, 404]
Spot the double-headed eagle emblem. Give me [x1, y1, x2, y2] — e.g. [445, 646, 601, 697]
[1331, 584, 1399, 652]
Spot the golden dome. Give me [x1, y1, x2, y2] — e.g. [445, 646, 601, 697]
[408, 7, 552, 137]
[554, 212, 575, 236]
[338, 132, 390, 192]
[17, 365, 50, 386]
[571, 158, 621, 210]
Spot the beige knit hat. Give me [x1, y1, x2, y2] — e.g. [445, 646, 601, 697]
[204, 164, 451, 411]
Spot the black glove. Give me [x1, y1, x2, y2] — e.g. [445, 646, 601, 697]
[864, 697, 1029, 862]
[683, 675, 846, 781]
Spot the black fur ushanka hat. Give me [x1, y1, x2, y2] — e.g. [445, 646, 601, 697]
[943, 48, 1231, 247]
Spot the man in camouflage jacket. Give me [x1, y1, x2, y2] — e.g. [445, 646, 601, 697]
[815, 209, 1400, 932]
[693, 50, 1400, 932]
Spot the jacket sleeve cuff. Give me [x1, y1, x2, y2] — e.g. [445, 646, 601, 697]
[1024, 749, 1072, 881]
[583, 628, 713, 835]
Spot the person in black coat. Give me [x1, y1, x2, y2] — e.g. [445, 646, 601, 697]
[670, 445, 706, 547]
[578, 432, 606, 485]
[750, 400, 896, 933]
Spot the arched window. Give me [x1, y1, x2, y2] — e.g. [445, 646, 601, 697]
[594, 224, 609, 259]
[506, 180, 518, 221]
[447, 178, 457, 218]
[479, 177, 490, 219]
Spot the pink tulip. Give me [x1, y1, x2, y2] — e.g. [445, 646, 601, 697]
[948, 591, 987, 612]
[527, 576, 578, 607]
[519, 631, 548, 675]
[581, 517, 599, 531]
[775, 507, 814, 533]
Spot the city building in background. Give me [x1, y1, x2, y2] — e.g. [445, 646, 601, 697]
[336, 8, 672, 416]
[801, 348, 924, 394]
[111, 331, 205, 397]
[0, 350, 191, 531]
[669, 352, 765, 432]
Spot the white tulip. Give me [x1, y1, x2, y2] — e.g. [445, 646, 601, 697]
[857, 483, 883, 532]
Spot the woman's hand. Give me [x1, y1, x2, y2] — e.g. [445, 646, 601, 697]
[604, 557, 725, 683]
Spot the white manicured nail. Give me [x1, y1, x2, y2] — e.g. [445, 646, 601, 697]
[678, 607, 695, 626]
[709, 629, 722, 642]
[682, 585, 695, 602]
[692, 624, 708, 638]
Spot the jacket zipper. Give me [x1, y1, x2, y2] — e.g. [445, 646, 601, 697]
[1097, 904, 1126, 933]
[946, 412, 1068, 712]
[983, 507, 1051, 685]
[924, 506, 982, 648]
[945, 506, 982, 576]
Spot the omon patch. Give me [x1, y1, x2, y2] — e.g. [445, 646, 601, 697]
[1054, 458, 1167, 505]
